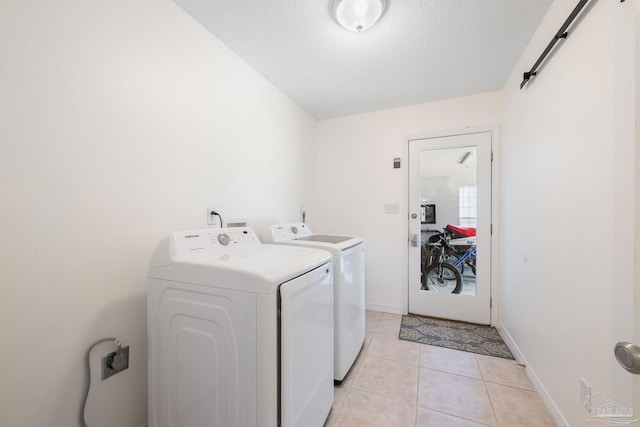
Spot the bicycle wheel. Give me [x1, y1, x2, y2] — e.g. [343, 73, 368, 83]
[422, 262, 462, 294]
[463, 253, 476, 276]
[443, 253, 464, 275]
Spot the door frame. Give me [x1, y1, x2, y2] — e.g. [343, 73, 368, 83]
[403, 126, 501, 326]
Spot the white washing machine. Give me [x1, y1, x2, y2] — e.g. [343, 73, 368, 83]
[148, 227, 334, 427]
[262, 222, 365, 383]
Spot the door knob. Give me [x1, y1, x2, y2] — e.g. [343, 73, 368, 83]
[615, 342, 640, 374]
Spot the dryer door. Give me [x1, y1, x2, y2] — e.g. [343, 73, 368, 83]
[279, 262, 334, 427]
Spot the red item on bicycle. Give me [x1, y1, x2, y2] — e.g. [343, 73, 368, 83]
[445, 224, 476, 238]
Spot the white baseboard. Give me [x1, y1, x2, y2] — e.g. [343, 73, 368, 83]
[366, 303, 404, 315]
[497, 322, 568, 427]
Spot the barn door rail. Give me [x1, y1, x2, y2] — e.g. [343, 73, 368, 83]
[520, 0, 626, 89]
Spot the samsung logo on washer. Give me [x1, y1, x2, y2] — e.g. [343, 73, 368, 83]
[184, 234, 199, 239]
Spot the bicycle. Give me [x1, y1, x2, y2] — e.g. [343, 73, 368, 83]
[421, 233, 462, 294]
[449, 244, 476, 276]
[442, 225, 477, 276]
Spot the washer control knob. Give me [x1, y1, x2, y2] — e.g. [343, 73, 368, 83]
[217, 233, 231, 246]
[291, 226, 298, 234]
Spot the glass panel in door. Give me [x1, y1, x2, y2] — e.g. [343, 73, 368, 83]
[408, 132, 491, 324]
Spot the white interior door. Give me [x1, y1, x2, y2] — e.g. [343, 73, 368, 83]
[408, 131, 492, 324]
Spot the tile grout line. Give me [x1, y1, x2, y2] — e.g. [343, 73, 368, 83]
[478, 357, 500, 427]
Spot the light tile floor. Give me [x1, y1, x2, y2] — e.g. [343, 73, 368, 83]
[324, 311, 557, 427]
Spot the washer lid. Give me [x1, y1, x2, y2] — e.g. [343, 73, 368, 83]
[262, 223, 363, 251]
[148, 227, 331, 294]
[296, 235, 352, 244]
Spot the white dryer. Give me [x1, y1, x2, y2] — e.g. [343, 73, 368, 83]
[262, 222, 365, 383]
[148, 227, 334, 427]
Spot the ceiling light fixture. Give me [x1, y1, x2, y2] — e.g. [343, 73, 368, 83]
[332, 0, 387, 32]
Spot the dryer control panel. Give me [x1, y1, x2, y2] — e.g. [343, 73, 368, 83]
[171, 227, 261, 256]
[263, 222, 312, 242]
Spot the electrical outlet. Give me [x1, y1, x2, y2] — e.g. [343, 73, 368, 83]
[102, 345, 129, 380]
[207, 208, 222, 227]
[580, 377, 591, 410]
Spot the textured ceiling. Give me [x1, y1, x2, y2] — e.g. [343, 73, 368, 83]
[172, 0, 553, 119]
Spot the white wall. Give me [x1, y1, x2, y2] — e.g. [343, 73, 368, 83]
[500, 0, 637, 425]
[314, 92, 503, 314]
[0, 1, 316, 426]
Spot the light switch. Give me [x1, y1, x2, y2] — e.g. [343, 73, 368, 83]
[384, 203, 400, 214]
